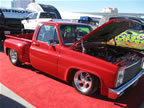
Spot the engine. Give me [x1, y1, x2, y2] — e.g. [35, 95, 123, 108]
[74, 42, 142, 66]
[87, 46, 140, 63]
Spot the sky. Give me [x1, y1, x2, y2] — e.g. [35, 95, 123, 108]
[0, 0, 144, 13]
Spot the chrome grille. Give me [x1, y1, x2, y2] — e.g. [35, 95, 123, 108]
[123, 60, 142, 84]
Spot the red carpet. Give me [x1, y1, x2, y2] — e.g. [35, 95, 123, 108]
[0, 52, 144, 108]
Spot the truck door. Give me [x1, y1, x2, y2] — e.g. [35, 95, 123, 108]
[24, 13, 38, 30]
[30, 24, 60, 76]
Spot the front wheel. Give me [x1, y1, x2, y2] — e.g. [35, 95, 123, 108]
[73, 71, 99, 96]
[9, 49, 21, 66]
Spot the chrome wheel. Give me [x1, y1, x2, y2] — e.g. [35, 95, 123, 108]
[9, 49, 18, 63]
[9, 49, 21, 66]
[74, 71, 92, 93]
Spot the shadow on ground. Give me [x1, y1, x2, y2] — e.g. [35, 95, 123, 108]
[0, 41, 4, 52]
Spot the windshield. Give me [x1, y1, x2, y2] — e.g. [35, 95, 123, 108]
[60, 24, 93, 46]
[40, 12, 57, 18]
[131, 24, 142, 30]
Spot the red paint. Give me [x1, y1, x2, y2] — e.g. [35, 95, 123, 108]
[1, 53, 144, 108]
[4, 19, 142, 98]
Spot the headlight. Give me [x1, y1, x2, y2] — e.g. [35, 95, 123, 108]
[116, 68, 125, 87]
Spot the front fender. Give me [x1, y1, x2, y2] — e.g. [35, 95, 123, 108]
[58, 48, 119, 97]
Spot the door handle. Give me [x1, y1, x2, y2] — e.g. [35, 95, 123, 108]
[33, 42, 40, 46]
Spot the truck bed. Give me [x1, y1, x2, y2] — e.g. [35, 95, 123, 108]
[5, 34, 33, 42]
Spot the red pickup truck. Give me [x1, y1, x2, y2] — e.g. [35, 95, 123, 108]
[4, 19, 144, 99]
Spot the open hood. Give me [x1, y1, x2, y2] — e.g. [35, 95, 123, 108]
[71, 19, 139, 48]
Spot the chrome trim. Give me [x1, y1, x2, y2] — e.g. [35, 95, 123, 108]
[108, 71, 143, 99]
[124, 59, 141, 69]
[116, 59, 142, 87]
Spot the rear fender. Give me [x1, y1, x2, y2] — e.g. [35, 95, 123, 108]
[4, 38, 30, 62]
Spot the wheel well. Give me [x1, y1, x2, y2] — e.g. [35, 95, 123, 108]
[92, 74, 101, 89]
[6, 48, 10, 55]
[67, 69, 79, 84]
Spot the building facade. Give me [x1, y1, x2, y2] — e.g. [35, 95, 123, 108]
[11, 0, 35, 9]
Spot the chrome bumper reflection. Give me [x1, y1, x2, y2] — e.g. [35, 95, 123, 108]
[108, 71, 143, 99]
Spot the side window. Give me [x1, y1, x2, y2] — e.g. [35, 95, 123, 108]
[27, 13, 33, 19]
[32, 13, 38, 19]
[142, 25, 144, 30]
[37, 25, 59, 44]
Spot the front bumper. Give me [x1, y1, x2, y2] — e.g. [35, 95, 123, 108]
[108, 71, 143, 99]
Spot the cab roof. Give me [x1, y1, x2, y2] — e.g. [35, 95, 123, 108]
[39, 20, 89, 26]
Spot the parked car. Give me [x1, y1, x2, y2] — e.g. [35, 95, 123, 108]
[21, 11, 61, 32]
[0, 8, 24, 41]
[107, 21, 144, 50]
[4, 19, 144, 99]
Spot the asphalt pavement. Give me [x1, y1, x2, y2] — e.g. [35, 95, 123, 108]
[0, 83, 36, 108]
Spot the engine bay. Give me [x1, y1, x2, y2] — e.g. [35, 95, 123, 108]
[73, 42, 142, 67]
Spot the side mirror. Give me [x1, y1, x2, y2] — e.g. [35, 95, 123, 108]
[47, 40, 55, 47]
[25, 17, 29, 20]
[47, 40, 51, 46]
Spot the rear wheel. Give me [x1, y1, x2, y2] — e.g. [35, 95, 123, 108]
[73, 70, 99, 96]
[9, 49, 21, 66]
